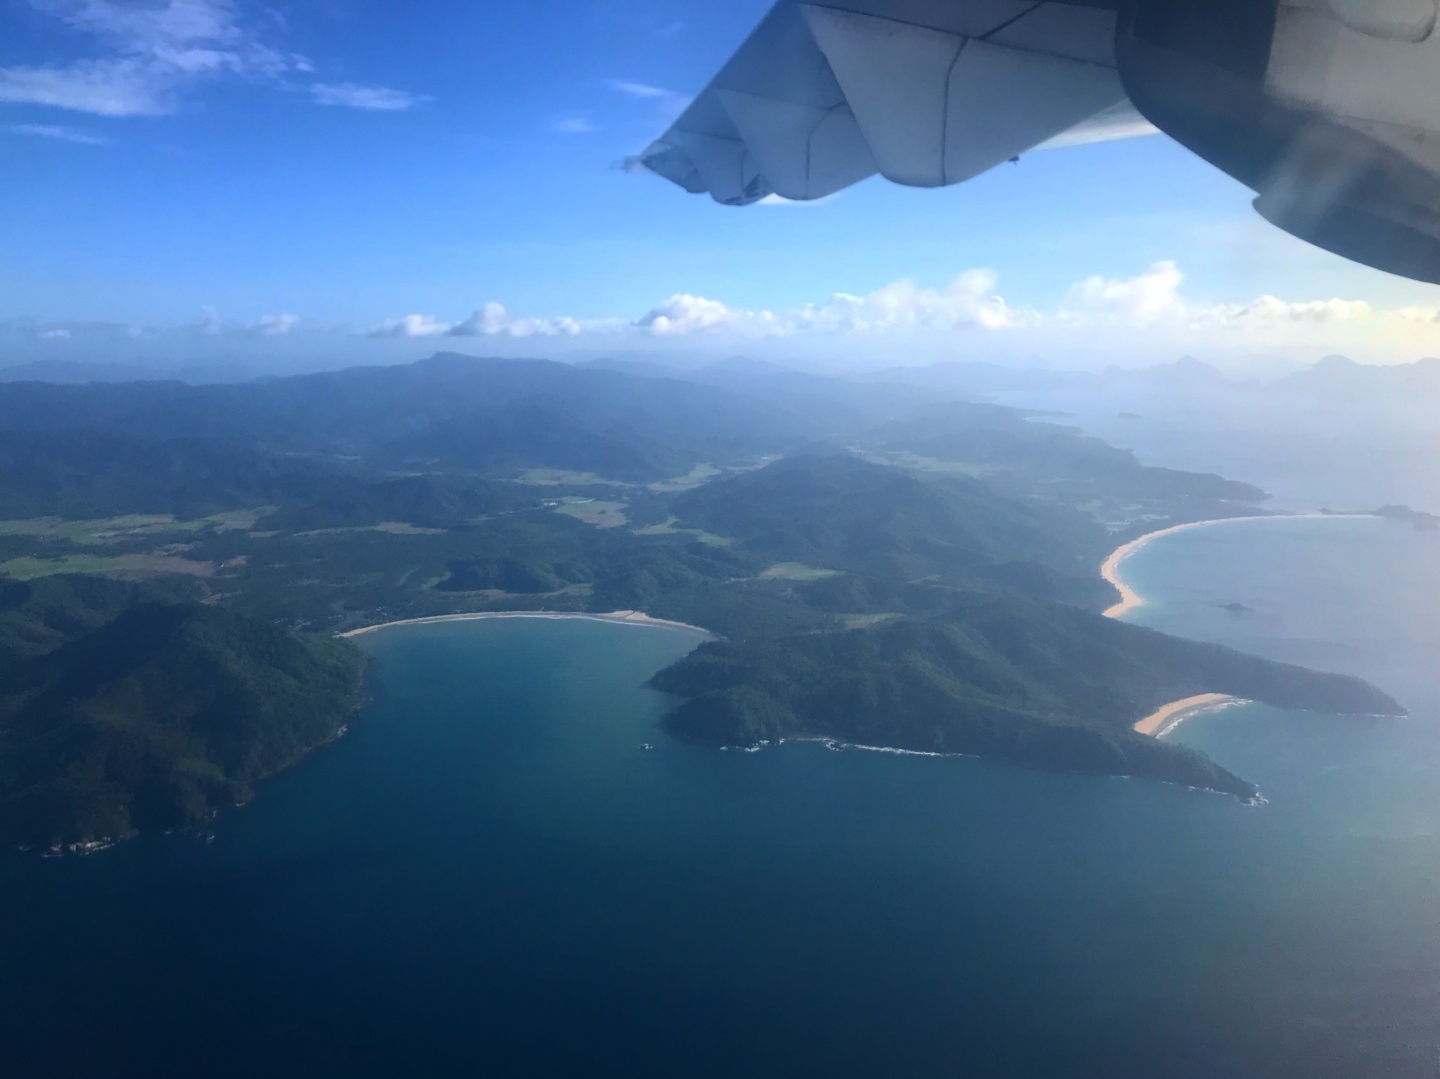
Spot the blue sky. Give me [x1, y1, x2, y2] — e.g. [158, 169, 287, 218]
[3, 0, 1440, 372]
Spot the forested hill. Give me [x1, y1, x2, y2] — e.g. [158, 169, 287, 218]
[651, 603, 1404, 800]
[671, 453, 1113, 608]
[0, 352, 1267, 530]
[0, 353, 851, 485]
[0, 578, 367, 850]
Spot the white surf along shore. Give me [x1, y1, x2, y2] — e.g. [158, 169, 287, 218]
[340, 609, 710, 640]
[1102, 513, 1374, 739]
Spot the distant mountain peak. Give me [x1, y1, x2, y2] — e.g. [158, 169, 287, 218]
[1105, 355, 1230, 385]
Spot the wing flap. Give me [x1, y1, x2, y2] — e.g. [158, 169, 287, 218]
[801, 5, 963, 187]
[637, 0, 1129, 205]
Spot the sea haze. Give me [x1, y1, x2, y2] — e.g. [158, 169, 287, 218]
[0, 516, 1433, 1078]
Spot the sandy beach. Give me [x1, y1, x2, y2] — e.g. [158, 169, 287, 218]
[1101, 513, 1374, 619]
[1133, 693, 1239, 738]
[338, 609, 710, 640]
[1109, 513, 1377, 739]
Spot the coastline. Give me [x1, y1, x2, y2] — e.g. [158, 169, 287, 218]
[1133, 694, 1240, 739]
[1101, 513, 1374, 619]
[1106, 513, 1374, 743]
[339, 609, 711, 640]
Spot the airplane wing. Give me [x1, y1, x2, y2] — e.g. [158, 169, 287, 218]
[637, 1, 1136, 206]
[641, 0, 1440, 285]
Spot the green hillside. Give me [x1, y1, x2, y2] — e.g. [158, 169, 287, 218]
[0, 596, 367, 849]
[652, 601, 1403, 799]
[671, 454, 1112, 607]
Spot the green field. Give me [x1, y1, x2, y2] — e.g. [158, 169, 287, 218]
[760, 563, 842, 581]
[860, 451, 1000, 478]
[842, 613, 900, 630]
[631, 517, 733, 547]
[0, 553, 216, 581]
[648, 464, 722, 493]
[0, 509, 267, 545]
[293, 521, 447, 538]
[555, 499, 629, 529]
[516, 469, 629, 488]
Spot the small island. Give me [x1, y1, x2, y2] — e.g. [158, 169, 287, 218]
[1320, 505, 1440, 531]
[1374, 505, 1440, 531]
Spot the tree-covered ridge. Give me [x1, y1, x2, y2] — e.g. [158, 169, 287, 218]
[0, 582, 367, 849]
[0, 574, 206, 669]
[651, 603, 1404, 799]
[0, 352, 1266, 534]
[670, 453, 1113, 608]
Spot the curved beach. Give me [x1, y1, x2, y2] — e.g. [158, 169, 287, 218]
[1132, 693, 1239, 738]
[1101, 513, 1374, 619]
[1102, 516, 1275, 619]
[341, 610, 710, 640]
[1106, 512, 1376, 737]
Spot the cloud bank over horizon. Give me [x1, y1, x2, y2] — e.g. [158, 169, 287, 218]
[8, 261, 1440, 374]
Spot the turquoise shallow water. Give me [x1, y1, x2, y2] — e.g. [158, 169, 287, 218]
[1, 518, 1437, 1078]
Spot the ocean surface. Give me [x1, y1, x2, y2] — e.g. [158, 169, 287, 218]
[2, 517, 1437, 1078]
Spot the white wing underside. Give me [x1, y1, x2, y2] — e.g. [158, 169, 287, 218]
[639, 0, 1150, 206]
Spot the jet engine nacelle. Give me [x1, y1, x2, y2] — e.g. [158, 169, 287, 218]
[1120, 0, 1440, 282]
[642, 0, 1440, 283]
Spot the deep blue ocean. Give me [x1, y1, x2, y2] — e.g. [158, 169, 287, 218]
[1, 516, 1436, 1078]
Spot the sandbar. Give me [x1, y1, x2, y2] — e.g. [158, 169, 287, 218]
[340, 610, 709, 640]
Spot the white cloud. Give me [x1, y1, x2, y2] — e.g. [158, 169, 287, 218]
[5, 121, 112, 144]
[176, 308, 310, 337]
[553, 115, 598, 135]
[607, 80, 672, 100]
[26, 262, 1440, 369]
[607, 78, 689, 120]
[2, 1, 423, 116]
[255, 313, 299, 336]
[309, 83, 427, 112]
[637, 270, 1016, 337]
[0, 58, 171, 117]
[448, 303, 593, 338]
[757, 193, 840, 208]
[369, 314, 451, 339]
[639, 294, 763, 337]
[1061, 260, 1187, 323]
[1055, 261, 1410, 334]
[370, 304, 617, 340]
[359, 264, 1440, 357]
